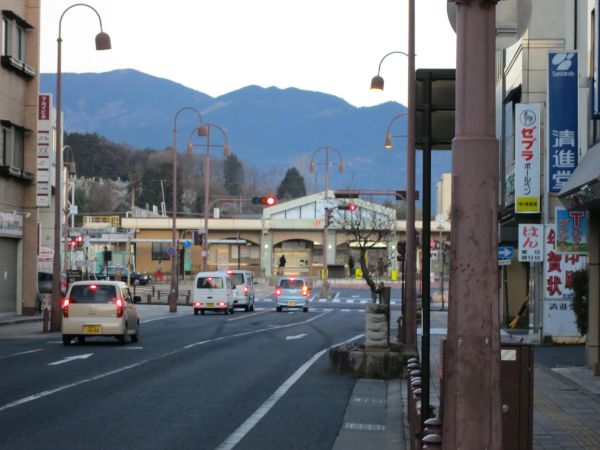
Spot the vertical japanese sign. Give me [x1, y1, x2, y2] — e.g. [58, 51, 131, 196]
[37, 94, 52, 207]
[547, 52, 578, 193]
[555, 208, 589, 254]
[543, 225, 585, 338]
[517, 224, 543, 262]
[514, 103, 541, 212]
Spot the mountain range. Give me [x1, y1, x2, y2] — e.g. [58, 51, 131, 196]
[40, 69, 451, 201]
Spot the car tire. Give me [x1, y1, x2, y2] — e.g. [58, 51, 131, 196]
[244, 305, 249, 312]
[77, 336, 85, 344]
[224, 308, 228, 315]
[200, 309, 205, 315]
[250, 303, 255, 312]
[194, 308, 199, 315]
[62, 335, 72, 346]
[276, 306, 282, 312]
[303, 307, 309, 313]
[131, 324, 139, 343]
[117, 332, 126, 345]
[230, 306, 234, 314]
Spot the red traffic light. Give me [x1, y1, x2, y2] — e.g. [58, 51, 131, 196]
[252, 195, 277, 206]
[338, 203, 358, 211]
[348, 203, 357, 211]
[264, 196, 276, 206]
[69, 240, 77, 248]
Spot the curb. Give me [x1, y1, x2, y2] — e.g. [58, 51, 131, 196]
[0, 316, 43, 327]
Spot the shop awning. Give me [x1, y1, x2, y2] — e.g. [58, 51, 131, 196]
[558, 144, 600, 210]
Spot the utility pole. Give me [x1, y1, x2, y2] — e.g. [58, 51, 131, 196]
[443, 1, 502, 449]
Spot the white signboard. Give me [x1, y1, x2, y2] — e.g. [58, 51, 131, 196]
[543, 225, 586, 338]
[514, 103, 541, 213]
[0, 212, 23, 238]
[517, 224, 543, 262]
[36, 94, 52, 207]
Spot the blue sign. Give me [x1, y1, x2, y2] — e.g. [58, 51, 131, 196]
[166, 245, 176, 256]
[183, 240, 192, 249]
[497, 246, 513, 260]
[547, 52, 579, 193]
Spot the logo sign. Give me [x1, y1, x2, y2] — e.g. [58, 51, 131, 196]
[518, 224, 543, 262]
[547, 52, 578, 193]
[497, 246, 514, 260]
[514, 103, 541, 213]
[555, 208, 589, 254]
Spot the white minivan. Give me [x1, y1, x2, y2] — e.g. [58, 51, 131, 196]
[193, 271, 235, 315]
[227, 270, 255, 311]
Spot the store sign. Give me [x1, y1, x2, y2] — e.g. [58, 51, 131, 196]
[0, 211, 23, 238]
[37, 94, 52, 207]
[547, 52, 579, 193]
[555, 208, 589, 254]
[514, 103, 541, 213]
[517, 224, 543, 262]
[543, 225, 585, 338]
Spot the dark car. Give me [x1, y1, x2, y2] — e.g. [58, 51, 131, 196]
[95, 266, 150, 285]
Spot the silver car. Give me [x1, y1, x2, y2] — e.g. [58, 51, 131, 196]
[275, 277, 310, 312]
[61, 281, 141, 345]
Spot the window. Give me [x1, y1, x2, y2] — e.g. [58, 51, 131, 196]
[0, 123, 24, 170]
[152, 242, 170, 260]
[1, 11, 35, 78]
[2, 18, 9, 56]
[197, 277, 224, 289]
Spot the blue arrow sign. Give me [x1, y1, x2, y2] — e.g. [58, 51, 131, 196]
[497, 246, 513, 259]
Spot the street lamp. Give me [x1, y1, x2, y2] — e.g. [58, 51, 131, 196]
[383, 112, 408, 149]
[370, 41, 417, 351]
[51, 3, 111, 332]
[186, 123, 230, 272]
[169, 107, 206, 313]
[309, 146, 344, 297]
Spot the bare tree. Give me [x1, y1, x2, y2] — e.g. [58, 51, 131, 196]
[333, 201, 396, 295]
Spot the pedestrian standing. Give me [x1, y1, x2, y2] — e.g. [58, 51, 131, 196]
[348, 255, 355, 278]
[279, 254, 286, 275]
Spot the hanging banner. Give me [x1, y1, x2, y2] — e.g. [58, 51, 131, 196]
[514, 103, 541, 213]
[36, 93, 52, 207]
[555, 208, 589, 254]
[547, 52, 578, 193]
[543, 225, 586, 338]
[517, 223, 543, 262]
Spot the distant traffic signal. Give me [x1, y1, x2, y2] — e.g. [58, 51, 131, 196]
[252, 195, 277, 206]
[338, 203, 357, 211]
[69, 239, 77, 249]
[324, 208, 333, 228]
[75, 235, 84, 248]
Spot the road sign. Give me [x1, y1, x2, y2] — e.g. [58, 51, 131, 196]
[497, 246, 513, 259]
[183, 240, 192, 249]
[498, 259, 512, 266]
[166, 246, 176, 257]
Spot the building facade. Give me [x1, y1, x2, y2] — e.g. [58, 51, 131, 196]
[0, 0, 39, 315]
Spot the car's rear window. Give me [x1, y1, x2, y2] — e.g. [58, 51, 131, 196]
[197, 277, 224, 289]
[230, 273, 245, 285]
[69, 285, 118, 303]
[279, 279, 305, 289]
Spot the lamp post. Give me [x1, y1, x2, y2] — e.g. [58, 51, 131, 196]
[169, 107, 206, 313]
[383, 112, 408, 149]
[309, 146, 344, 298]
[186, 123, 230, 272]
[370, 1, 416, 350]
[51, 4, 111, 332]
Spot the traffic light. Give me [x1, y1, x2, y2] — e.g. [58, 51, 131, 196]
[337, 203, 357, 211]
[252, 195, 277, 206]
[324, 208, 333, 228]
[69, 239, 77, 249]
[75, 235, 84, 248]
[397, 241, 406, 262]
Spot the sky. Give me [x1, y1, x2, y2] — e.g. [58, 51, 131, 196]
[39, 0, 457, 108]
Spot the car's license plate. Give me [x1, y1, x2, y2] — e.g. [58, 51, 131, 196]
[287, 301, 295, 307]
[83, 325, 101, 334]
[206, 303, 214, 308]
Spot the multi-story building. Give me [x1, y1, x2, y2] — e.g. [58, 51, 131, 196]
[0, 1, 40, 315]
[497, 0, 598, 373]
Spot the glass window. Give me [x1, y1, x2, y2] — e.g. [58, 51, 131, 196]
[196, 277, 224, 289]
[69, 284, 118, 303]
[13, 127, 23, 169]
[152, 242, 170, 260]
[230, 273, 245, 285]
[2, 18, 10, 56]
[16, 25, 25, 61]
[279, 279, 305, 289]
[0, 127, 8, 166]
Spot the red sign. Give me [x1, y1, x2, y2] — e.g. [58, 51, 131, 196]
[38, 94, 50, 120]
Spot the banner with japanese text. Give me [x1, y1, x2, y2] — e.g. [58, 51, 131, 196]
[547, 52, 578, 193]
[36, 94, 52, 207]
[514, 103, 541, 213]
[555, 208, 589, 254]
[543, 225, 585, 338]
[518, 224, 543, 262]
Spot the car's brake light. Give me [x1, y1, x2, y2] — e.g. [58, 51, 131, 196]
[227, 270, 233, 275]
[62, 298, 70, 318]
[218, 301, 227, 307]
[275, 288, 281, 296]
[244, 286, 248, 294]
[302, 288, 309, 296]
[194, 301, 202, 307]
[115, 297, 124, 318]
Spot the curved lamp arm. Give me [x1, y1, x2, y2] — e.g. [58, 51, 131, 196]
[186, 123, 230, 157]
[385, 112, 408, 149]
[59, 3, 111, 49]
[370, 50, 410, 90]
[309, 146, 345, 173]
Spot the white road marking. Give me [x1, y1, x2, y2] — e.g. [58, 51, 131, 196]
[0, 348, 43, 360]
[0, 311, 335, 413]
[141, 314, 188, 324]
[341, 309, 352, 312]
[48, 353, 93, 366]
[215, 333, 364, 450]
[227, 310, 271, 322]
[333, 299, 341, 303]
[285, 333, 307, 341]
[346, 300, 355, 304]
[360, 300, 368, 304]
[318, 299, 327, 303]
[118, 346, 143, 350]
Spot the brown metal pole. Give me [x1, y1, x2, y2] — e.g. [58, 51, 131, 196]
[443, 1, 502, 448]
[169, 118, 178, 312]
[404, 0, 417, 347]
[203, 127, 211, 271]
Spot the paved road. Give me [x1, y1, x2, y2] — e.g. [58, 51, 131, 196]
[0, 289, 401, 450]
